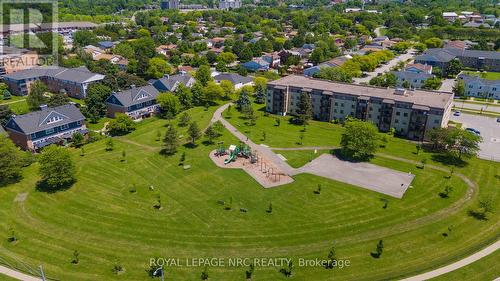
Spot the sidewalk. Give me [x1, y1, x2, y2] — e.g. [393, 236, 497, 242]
[0, 265, 41, 281]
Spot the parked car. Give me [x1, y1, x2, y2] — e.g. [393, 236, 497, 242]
[453, 111, 461, 116]
[497, 117, 500, 123]
[465, 128, 481, 135]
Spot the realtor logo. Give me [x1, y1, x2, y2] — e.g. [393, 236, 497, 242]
[0, 0, 59, 72]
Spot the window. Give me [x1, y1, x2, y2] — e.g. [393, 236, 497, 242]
[334, 102, 338, 106]
[340, 110, 344, 114]
[434, 119, 439, 124]
[396, 112, 400, 116]
[47, 115, 62, 124]
[61, 124, 69, 130]
[403, 113, 408, 117]
[45, 128, 54, 134]
[351, 105, 355, 109]
[341, 103, 344, 107]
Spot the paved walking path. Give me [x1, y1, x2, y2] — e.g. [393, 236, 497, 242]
[0, 265, 41, 281]
[400, 240, 500, 281]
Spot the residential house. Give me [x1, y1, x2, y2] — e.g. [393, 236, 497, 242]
[266, 75, 454, 140]
[1, 66, 105, 98]
[151, 73, 195, 92]
[213, 73, 253, 89]
[442, 12, 458, 22]
[457, 74, 500, 100]
[241, 59, 270, 72]
[261, 53, 281, 68]
[156, 44, 177, 56]
[106, 85, 161, 119]
[415, 48, 500, 73]
[303, 55, 351, 77]
[463, 22, 491, 28]
[4, 104, 87, 151]
[97, 41, 115, 49]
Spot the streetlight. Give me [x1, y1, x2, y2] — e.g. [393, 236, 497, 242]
[153, 266, 165, 281]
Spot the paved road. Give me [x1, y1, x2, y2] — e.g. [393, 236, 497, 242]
[353, 49, 414, 84]
[400, 240, 500, 281]
[450, 113, 500, 161]
[0, 265, 41, 281]
[454, 100, 500, 114]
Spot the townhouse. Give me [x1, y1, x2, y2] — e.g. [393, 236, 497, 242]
[391, 63, 434, 89]
[213, 73, 253, 89]
[4, 104, 87, 151]
[106, 85, 161, 120]
[266, 75, 454, 140]
[1, 66, 105, 98]
[151, 73, 195, 92]
[457, 74, 500, 100]
[415, 48, 500, 73]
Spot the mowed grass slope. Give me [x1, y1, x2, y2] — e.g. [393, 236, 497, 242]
[0, 103, 498, 280]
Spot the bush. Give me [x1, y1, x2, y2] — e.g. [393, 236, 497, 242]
[107, 113, 135, 136]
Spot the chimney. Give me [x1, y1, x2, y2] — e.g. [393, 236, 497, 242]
[130, 84, 136, 88]
[394, 88, 407, 96]
[163, 74, 170, 79]
[39, 104, 48, 110]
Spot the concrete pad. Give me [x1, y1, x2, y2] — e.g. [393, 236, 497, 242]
[294, 154, 414, 198]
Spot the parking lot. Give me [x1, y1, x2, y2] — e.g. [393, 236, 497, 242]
[450, 113, 500, 162]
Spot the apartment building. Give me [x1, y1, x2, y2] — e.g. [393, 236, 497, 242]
[106, 85, 161, 120]
[266, 75, 454, 140]
[1, 66, 105, 98]
[458, 74, 500, 100]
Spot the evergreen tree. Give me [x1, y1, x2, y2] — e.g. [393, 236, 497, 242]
[236, 88, 251, 111]
[163, 125, 178, 155]
[204, 125, 218, 144]
[188, 121, 201, 144]
[294, 92, 312, 125]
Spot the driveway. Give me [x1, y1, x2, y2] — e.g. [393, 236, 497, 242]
[439, 78, 455, 93]
[353, 49, 414, 84]
[450, 113, 500, 161]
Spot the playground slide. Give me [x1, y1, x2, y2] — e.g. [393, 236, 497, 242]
[224, 153, 236, 164]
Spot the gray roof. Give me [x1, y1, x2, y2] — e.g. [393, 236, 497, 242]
[153, 73, 194, 92]
[213, 73, 253, 85]
[107, 85, 160, 107]
[7, 104, 85, 134]
[2, 66, 105, 84]
[391, 71, 433, 81]
[416, 48, 500, 63]
[458, 74, 500, 86]
[268, 75, 454, 110]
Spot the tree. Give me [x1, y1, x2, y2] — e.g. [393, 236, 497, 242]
[236, 88, 251, 111]
[178, 112, 191, 127]
[195, 65, 212, 86]
[73, 30, 97, 47]
[38, 145, 76, 189]
[27, 81, 48, 111]
[107, 113, 135, 136]
[72, 132, 84, 148]
[422, 77, 442, 90]
[84, 83, 112, 123]
[219, 80, 234, 100]
[452, 80, 465, 98]
[146, 57, 172, 79]
[176, 84, 193, 109]
[157, 93, 180, 119]
[445, 129, 481, 160]
[0, 135, 23, 186]
[326, 245, 336, 269]
[294, 92, 312, 125]
[105, 138, 114, 151]
[446, 59, 462, 76]
[47, 92, 70, 107]
[340, 120, 379, 160]
[424, 37, 443, 48]
[373, 240, 384, 258]
[202, 81, 224, 104]
[0, 105, 13, 126]
[163, 125, 178, 155]
[204, 125, 218, 144]
[188, 122, 201, 144]
[218, 52, 237, 64]
[254, 77, 267, 104]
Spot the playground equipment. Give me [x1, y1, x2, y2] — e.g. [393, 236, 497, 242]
[220, 143, 252, 164]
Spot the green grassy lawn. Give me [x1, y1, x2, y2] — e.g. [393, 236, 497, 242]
[0, 96, 29, 115]
[463, 71, 500, 80]
[0, 103, 498, 280]
[85, 117, 113, 131]
[430, 250, 500, 281]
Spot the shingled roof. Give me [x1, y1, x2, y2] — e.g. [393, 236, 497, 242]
[6, 104, 85, 134]
[106, 85, 160, 107]
[2, 66, 105, 83]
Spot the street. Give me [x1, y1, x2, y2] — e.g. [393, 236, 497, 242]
[450, 113, 500, 161]
[453, 101, 500, 114]
[353, 49, 415, 84]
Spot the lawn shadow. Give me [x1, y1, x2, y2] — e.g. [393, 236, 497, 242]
[35, 180, 74, 193]
[467, 210, 489, 221]
[159, 149, 176, 156]
[0, 176, 23, 188]
[370, 252, 381, 259]
[333, 148, 372, 163]
[183, 143, 198, 149]
[431, 154, 469, 168]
